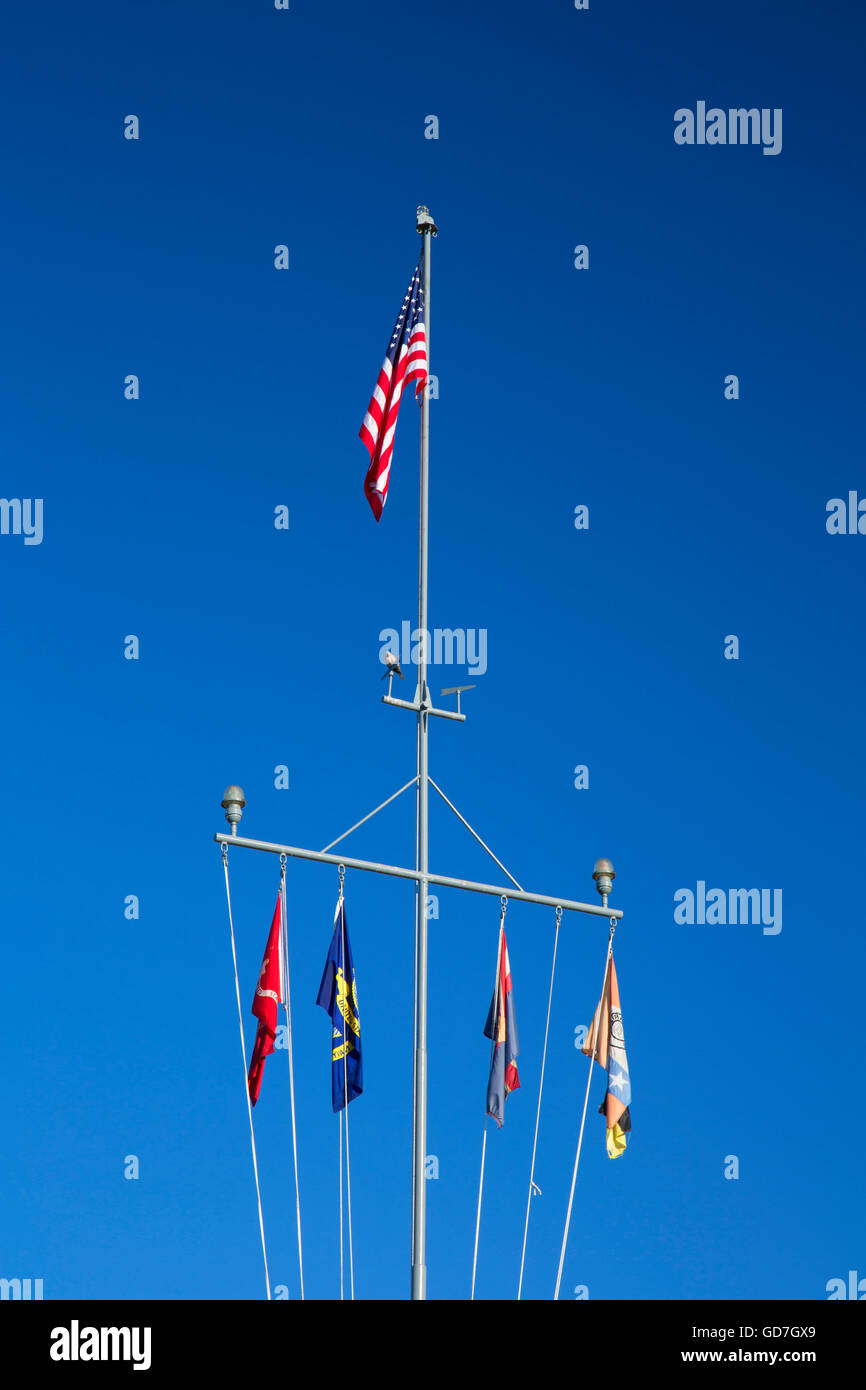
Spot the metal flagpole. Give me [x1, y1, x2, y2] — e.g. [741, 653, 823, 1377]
[411, 204, 435, 1301]
[214, 212, 625, 1301]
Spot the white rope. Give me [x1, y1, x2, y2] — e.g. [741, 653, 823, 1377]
[339, 887, 356, 1300]
[411, 738, 421, 1264]
[517, 907, 561, 1299]
[470, 1128, 488, 1300]
[279, 866, 305, 1299]
[344, 1081, 355, 1299]
[338, 1108, 344, 1301]
[470, 910, 505, 1300]
[221, 847, 272, 1300]
[553, 932, 614, 1301]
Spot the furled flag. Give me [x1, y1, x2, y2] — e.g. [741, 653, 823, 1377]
[248, 895, 284, 1106]
[483, 927, 520, 1126]
[582, 952, 632, 1158]
[359, 260, 428, 521]
[316, 898, 363, 1111]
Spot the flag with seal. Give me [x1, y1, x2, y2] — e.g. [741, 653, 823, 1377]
[316, 898, 363, 1111]
[582, 952, 631, 1157]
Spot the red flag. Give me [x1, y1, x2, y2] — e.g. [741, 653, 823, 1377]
[247, 895, 284, 1105]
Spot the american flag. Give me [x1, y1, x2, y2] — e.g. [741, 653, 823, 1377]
[359, 260, 428, 521]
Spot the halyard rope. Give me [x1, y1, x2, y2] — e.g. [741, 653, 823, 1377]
[553, 927, 614, 1300]
[340, 874, 356, 1300]
[516, 905, 562, 1299]
[470, 903, 506, 1299]
[279, 861, 305, 1298]
[222, 845, 271, 1300]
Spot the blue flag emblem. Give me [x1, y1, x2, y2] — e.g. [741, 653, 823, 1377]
[316, 899, 363, 1111]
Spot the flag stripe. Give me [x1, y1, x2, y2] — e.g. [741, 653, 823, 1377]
[360, 262, 428, 521]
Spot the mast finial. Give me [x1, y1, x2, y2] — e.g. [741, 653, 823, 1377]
[221, 785, 246, 836]
[416, 205, 438, 236]
[592, 858, 615, 908]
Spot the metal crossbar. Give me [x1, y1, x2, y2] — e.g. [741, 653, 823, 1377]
[214, 833, 622, 919]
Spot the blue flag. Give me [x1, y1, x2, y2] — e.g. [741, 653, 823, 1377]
[315, 899, 363, 1111]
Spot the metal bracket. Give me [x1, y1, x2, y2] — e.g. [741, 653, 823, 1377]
[382, 692, 466, 722]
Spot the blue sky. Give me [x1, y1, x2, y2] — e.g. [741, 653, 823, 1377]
[1, 0, 864, 1301]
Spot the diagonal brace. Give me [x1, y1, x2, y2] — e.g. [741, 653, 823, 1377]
[320, 776, 419, 854]
[429, 779, 524, 891]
